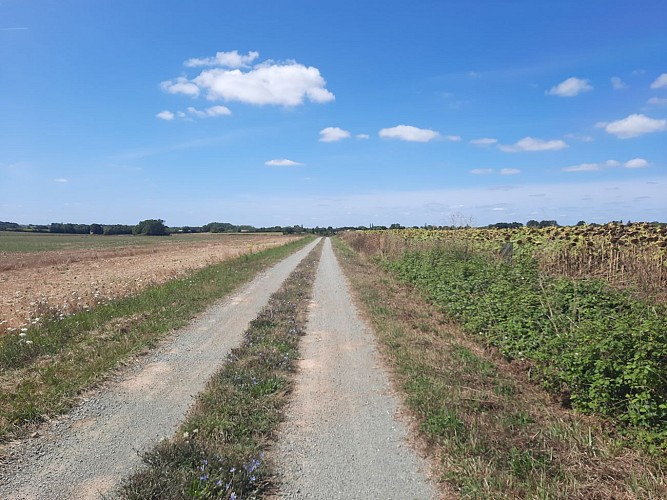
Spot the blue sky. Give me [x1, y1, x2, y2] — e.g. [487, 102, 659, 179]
[1, 0, 666, 227]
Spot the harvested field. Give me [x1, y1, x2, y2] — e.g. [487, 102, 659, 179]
[0, 233, 299, 333]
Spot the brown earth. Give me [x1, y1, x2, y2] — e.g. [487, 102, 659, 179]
[0, 234, 297, 333]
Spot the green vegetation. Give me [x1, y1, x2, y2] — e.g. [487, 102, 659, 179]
[120, 240, 321, 499]
[133, 219, 169, 236]
[383, 248, 667, 448]
[0, 236, 314, 442]
[334, 236, 667, 498]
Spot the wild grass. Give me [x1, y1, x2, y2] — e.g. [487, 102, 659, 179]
[334, 235, 667, 499]
[119, 239, 322, 500]
[0, 237, 314, 443]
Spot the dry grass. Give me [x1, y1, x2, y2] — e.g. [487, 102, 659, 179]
[334, 235, 667, 499]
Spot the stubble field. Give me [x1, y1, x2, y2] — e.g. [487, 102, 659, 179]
[0, 232, 298, 333]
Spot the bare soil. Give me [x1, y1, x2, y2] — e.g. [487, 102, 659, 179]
[0, 234, 297, 332]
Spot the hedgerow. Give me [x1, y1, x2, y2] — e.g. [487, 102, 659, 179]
[383, 248, 667, 449]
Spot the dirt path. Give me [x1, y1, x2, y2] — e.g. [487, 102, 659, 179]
[275, 238, 437, 499]
[0, 238, 320, 500]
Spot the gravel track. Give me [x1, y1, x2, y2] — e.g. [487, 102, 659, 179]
[0, 238, 320, 500]
[275, 238, 437, 499]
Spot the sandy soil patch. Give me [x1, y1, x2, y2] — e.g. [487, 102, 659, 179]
[0, 234, 297, 332]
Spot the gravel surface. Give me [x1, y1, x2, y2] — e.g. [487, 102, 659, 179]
[275, 238, 437, 499]
[0, 238, 320, 500]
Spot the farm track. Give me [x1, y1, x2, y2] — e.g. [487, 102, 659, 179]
[274, 238, 438, 499]
[0, 234, 297, 331]
[0, 239, 320, 499]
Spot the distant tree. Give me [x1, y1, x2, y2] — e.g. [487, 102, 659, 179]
[575, 220, 586, 227]
[89, 224, 103, 235]
[389, 223, 405, 230]
[538, 220, 558, 228]
[526, 219, 540, 228]
[103, 224, 134, 235]
[134, 219, 169, 236]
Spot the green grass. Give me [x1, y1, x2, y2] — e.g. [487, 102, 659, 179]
[334, 235, 667, 499]
[0, 236, 314, 442]
[119, 239, 322, 499]
[0, 231, 276, 253]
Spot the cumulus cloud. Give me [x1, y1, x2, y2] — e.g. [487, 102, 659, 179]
[319, 127, 351, 142]
[546, 77, 593, 97]
[470, 168, 493, 175]
[470, 138, 497, 147]
[611, 77, 627, 90]
[187, 105, 232, 118]
[498, 137, 568, 152]
[444, 135, 462, 142]
[500, 168, 520, 175]
[161, 52, 334, 107]
[650, 73, 667, 89]
[265, 159, 304, 167]
[54, 178, 68, 183]
[356, 134, 370, 140]
[562, 163, 602, 172]
[625, 158, 648, 169]
[561, 158, 648, 172]
[156, 110, 175, 120]
[378, 125, 440, 142]
[596, 113, 667, 138]
[184, 50, 259, 68]
[160, 77, 200, 97]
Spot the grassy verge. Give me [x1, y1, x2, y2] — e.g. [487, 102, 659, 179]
[333, 236, 666, 499]
[119, 239, 322, 499]
[0, 236, 314, 443]
[381, 246, 667, 448]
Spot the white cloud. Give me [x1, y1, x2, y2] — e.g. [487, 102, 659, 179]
[625, 158, 648, 169]
[187, 105, 232, 118]
[596, 114, 667, 139]
[611, 77, 627, 90]
[193, 63, 334, 106]
[500, 168, 520, 175]
[650, 73, 667, 89]
[470, 138, 497, 147]
[156, 110, 175, 120]
[561, 158, 648, 172]
[54, 178, 68, 183]
[162, 53, 334, 107]
[546, 77, 593, 97]
[160, 77, 200, 97]
[265, 159, 304, 167]
[470, 168, 493, 175]
[444, 135, 462, 142]
[319, 127, 351, 143]
[378, 125, 440, 142]
[498, 137, 569, 152]
[356, 134, 370, 140]
[648, 97, 667, 106]
[184, 50, 259, 68]
[562, 163, 602, 172]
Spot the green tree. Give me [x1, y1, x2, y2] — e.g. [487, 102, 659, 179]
[134, 219, 169, 236]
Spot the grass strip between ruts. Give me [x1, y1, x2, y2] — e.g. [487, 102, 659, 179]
[0, 236, 314, 443]
[333, 236, 666, 499]
[119, 239, 322, 500]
